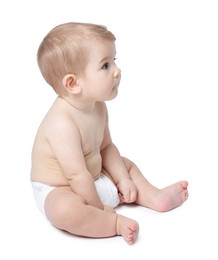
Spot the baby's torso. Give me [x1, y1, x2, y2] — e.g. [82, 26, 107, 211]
[31, 98, 107, 186]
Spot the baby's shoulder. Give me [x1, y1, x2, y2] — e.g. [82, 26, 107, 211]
[41, 101, 76, 132]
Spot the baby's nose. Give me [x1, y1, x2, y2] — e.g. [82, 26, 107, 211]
[114, 67, 121, 79]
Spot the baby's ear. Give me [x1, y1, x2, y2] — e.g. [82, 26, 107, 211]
[62, 74, 81, 94]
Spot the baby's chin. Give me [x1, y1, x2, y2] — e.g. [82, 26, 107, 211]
[109, 86, 119, 100]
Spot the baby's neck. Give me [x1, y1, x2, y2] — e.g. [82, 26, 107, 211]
[58, 96, 96, 112]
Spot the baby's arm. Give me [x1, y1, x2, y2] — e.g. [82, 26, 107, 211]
[101, 110, 137, 203]
[48, 116, 104, 210]
[101, 142, 137, 203]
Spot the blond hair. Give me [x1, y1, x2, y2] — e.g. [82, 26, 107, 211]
[37, 22, 116, 94]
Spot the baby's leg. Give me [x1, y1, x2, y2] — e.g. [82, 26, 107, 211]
[122, 157, 189, 212]
[44, 186, 139, 244]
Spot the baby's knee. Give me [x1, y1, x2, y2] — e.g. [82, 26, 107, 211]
[48, 200, 82, 230]
[45, 191, 83, 229]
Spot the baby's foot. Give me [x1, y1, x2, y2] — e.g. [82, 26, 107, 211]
[116, 215, 139, 245]
[154, 181, 189, 212]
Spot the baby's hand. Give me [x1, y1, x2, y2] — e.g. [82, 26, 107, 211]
[117, 178, 137, 203]
[104, 205, 116, 213]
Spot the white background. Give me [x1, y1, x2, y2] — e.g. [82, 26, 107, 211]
[0, 0, 217, 259]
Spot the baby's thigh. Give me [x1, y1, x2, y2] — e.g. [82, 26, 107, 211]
[44, 187, 86, 227]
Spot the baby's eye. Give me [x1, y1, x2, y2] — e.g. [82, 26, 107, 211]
[102, 62, 110, 70]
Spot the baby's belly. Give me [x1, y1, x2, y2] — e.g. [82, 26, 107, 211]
[85, 153, 102, 180]
[31, 163, 69, 186]
[31, 154, 102, 186]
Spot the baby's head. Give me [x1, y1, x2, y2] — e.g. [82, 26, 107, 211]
[37, 22, 116, 95]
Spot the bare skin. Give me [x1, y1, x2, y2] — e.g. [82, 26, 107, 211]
[44, 186, 139, 244]
[42, 156, 188, 244]
[122, 158, 189, 212]
[32, 33, 189, 244]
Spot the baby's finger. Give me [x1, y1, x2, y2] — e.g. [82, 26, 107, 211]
[118, 192, 128, 203]
[122, 191, 132, 203]
[129, 189, 137, 202]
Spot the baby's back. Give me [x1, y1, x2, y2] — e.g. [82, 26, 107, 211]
[31, 97, 107, 186]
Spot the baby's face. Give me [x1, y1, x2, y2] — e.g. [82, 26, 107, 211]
[78, 40, 121, 102]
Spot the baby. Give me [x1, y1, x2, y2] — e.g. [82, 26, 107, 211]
[31, 22, 189, 244]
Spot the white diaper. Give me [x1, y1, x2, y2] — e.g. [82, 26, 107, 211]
[94, 174, 120, 208]
[32, 174, 120, 216]
[32, 182, 55, 216]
